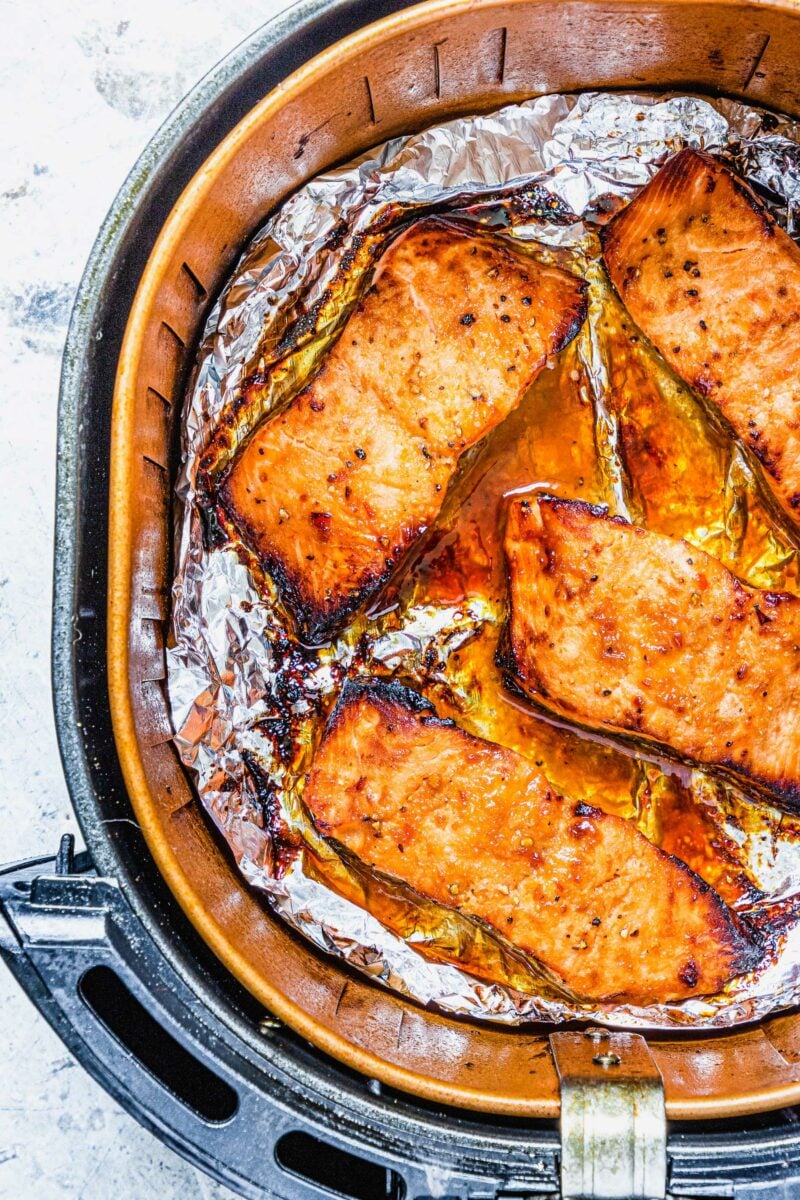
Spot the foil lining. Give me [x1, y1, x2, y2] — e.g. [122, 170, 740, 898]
[167, 91, 800, 1028]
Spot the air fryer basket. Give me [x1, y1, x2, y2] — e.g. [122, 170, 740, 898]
[2, 0, 800, 1196]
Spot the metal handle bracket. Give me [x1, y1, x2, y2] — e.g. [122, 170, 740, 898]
[550, 1029, 666, 1200]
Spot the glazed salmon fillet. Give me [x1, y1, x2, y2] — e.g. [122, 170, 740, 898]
[503, 495, 800, 809]
[220, 218, 587, 641]
[601, 148, 800, 527]
[304, 679, 760, 1003]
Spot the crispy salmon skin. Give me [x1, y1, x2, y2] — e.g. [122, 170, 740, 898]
[220, 218, 587, 642]
[503, 495, 800, 809]
[304, 679, 760, 1003]
[601, 148, 800, 527]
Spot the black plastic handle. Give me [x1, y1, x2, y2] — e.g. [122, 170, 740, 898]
[0, 856, 447, 1200]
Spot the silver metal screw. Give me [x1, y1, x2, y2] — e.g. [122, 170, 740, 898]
[592, 1051, 622, 1068]
[584, 1026, 610, 1042]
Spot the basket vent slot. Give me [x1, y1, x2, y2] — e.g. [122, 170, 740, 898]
[363, 75, 376, 125]
[496, 26, 508, 83]
[79, 965, 238, 1123]
[275, 1131, 404, 1200]
[181, 259, 208, 301]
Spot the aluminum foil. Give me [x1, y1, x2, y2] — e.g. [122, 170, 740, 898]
[167, 91, 800, 1028]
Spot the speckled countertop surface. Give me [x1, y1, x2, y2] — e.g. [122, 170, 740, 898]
[0, 2, 289, 1194]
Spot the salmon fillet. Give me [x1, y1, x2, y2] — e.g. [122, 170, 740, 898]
[503, 495, 800, 810]
[220, 218, 587, 641]
[304, 679, 760, 1003]
[601, 148, 800, 527]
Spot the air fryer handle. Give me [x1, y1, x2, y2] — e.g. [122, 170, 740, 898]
[0, 851, 512, 1200]
[3, 849, 800, 1200]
